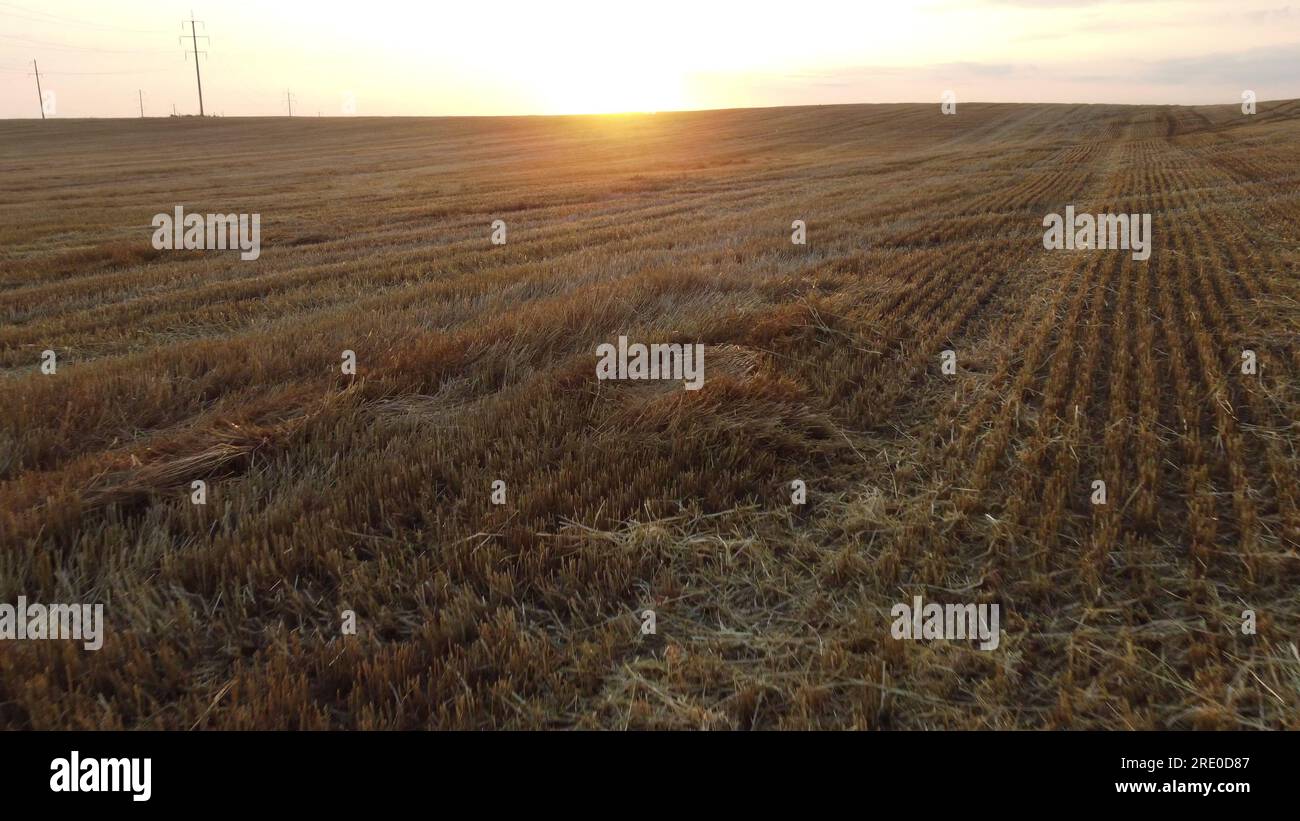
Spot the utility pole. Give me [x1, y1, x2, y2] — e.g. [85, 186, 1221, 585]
[180, 14, 208, 116]
[285, 89, 295, 117]
[139, 89, 144, 118]
[32, 59, 45, 120]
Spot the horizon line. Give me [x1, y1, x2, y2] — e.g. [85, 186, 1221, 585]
[3, 97, 1297, 122]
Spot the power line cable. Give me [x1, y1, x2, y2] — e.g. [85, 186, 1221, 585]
[0, 2, 170, 34]
[0, 67, 174, 75]
[0, 33, 175, 53]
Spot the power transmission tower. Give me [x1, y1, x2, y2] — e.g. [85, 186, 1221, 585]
[180, 14, 208, 116]
[32, 59, 45, 120]
[285, 89, 295, 117]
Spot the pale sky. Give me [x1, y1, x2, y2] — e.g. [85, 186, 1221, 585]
[1, 0, 1297, 118]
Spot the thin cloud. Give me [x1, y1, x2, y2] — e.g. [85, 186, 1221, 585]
[1136, 42, 1300, 85]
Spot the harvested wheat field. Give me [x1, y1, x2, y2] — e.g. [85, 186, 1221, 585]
[1, 101, 1298, 729]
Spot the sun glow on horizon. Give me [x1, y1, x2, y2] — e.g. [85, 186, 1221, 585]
[536, 65, 686, 115]
[463, 5, 694, 115]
